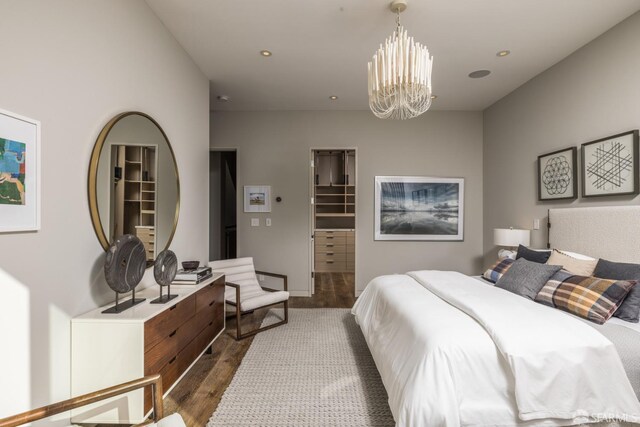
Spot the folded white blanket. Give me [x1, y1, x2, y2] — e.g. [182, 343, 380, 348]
[408, 271, 640, 423]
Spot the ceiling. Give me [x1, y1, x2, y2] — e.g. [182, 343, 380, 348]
[146, 0, 640, 112]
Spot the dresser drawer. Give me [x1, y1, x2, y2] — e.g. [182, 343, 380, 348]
[144, 313, 198, 376]
[144, 294, 196, 353]
[196, 278, 224, 313]
[144, 350, 180, 413]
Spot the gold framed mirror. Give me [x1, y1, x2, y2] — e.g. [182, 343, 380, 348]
[88, 112, 180, 266]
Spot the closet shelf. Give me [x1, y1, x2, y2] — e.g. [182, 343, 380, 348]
[316, 213, 355, 217]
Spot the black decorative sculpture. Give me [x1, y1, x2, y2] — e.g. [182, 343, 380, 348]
[150, 249, 178, 304]
[102, 234, 147, 314]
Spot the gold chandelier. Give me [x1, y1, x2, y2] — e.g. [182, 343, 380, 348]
[367, 0, 434, 120]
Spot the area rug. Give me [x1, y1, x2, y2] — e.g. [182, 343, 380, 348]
[207, 308, 395, 426]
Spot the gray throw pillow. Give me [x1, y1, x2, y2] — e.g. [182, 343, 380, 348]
[516, 244, 551, 264]
[496, 258, 562, 300]
[593, 258, 640, 323]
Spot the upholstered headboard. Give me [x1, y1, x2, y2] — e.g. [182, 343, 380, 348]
[548, 206, 640, 263]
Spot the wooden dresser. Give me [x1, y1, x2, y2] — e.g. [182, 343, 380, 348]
[71, 274, 225, 424]
[314, 230, 355, 272]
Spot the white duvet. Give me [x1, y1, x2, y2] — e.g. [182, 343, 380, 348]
[352, 271, 640, 427]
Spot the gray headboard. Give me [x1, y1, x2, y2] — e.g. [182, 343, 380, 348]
[548, 206, 640, 263]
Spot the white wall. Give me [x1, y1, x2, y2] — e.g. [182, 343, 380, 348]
[211, 110, 484, 296]
[0, 0, 209, 421]
[483, 11, 640, 266]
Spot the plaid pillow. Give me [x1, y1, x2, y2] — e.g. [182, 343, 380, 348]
[483, 258, 515, 283]
[535, 271, 636, 324]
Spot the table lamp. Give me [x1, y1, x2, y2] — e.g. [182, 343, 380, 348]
[494, 227, 531, 259]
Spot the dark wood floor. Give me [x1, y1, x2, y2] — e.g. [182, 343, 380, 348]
[162, 272, 356, 426]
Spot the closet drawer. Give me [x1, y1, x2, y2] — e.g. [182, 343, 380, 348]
[315, 235, 346, 246]
[346, 253, 355, 272]
[315, 243, 346, 254]
[315, 230, 347, 238]
[315, 259, 347, 272]
[345, 231, 355, 245]
[315, 252, 345, 262]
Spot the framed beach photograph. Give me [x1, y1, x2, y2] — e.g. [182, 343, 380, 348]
[0, 109, 41, 232]
[244, 185, 271, 212]
[581, 130, 639, 197]
[374, 176, 464, 241]
[537, 147, 577, 201]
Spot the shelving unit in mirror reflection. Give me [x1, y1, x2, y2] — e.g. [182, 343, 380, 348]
[112, 144, 157, 261]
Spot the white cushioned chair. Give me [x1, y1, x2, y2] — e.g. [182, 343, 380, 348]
[209, 257, 289, 340]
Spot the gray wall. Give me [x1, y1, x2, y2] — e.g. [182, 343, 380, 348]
[483, 11, 640, 266]
[211, 110, 484, 296]
[0, 0, 209, 421]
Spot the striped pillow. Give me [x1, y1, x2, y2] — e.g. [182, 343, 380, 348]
[535, 270, 636, 324]
[483, 258, 515, 283]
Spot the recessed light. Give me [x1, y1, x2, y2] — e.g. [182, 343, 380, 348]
[260, 50, 272, 57]
[468, 70, 491, 79]
[497, 50, 510, 57]
[329, 95, 338, 100]
[430, 95, 437, 100]
[217, 95, 231, 102]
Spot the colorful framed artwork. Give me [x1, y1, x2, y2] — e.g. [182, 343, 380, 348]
[374, 176, 464, 241]
[0, 109, 41, 232]
[581, 130, 639, 198]
[537, 147, 577, 201]
[243, 185, 271, 213]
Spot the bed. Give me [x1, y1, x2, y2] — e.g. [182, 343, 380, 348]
[352, 206, 640, 427]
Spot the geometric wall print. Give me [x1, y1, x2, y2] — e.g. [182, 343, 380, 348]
[581, 130, 639, 198]
[0, 109, 40, 232]
[537, 147, 577, 201]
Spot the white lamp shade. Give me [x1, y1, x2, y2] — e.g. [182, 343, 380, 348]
[493, 228, 530, 247]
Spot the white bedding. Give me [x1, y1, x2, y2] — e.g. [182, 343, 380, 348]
[352, 271, 640, 427]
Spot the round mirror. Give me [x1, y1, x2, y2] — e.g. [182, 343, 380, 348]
[88, 112, 180, 267]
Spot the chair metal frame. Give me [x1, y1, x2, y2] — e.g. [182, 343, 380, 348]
[226, 270, 289, 340]
[0, 375, 164, 427]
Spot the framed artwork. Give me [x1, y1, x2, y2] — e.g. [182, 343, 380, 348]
[537, 147, 577, 201]
[581, 130, 639, 198]
[0, 109, 41, 232]
[374, 176, 464, 241]
[243, 185, 271, 212]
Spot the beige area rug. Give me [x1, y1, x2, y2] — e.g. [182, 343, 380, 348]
[207, 308, 395, 426]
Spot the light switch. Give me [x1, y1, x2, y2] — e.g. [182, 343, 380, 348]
[266, 218, 272, 227]
[251, 218, 259, 227]
[533, 219, 540, 230]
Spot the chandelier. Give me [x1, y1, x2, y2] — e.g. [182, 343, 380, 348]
[367, 0, 434, 120]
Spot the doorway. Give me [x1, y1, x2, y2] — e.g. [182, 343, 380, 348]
[210, 150, 237, 261]
[310, 149, 356, 301]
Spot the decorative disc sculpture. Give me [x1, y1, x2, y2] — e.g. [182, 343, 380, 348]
[102, 234, 147, 314]
[150, 249, 179, 304]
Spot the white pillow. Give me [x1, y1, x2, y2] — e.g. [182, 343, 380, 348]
[555, 249, 596, 261]
[546, 249, 598, 276]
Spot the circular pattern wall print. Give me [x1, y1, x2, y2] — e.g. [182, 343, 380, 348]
[542, 155, 571, 195]
[537, 147, 577, 201]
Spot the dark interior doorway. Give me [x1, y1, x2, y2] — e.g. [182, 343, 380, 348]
[210, 150, 237, 261]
